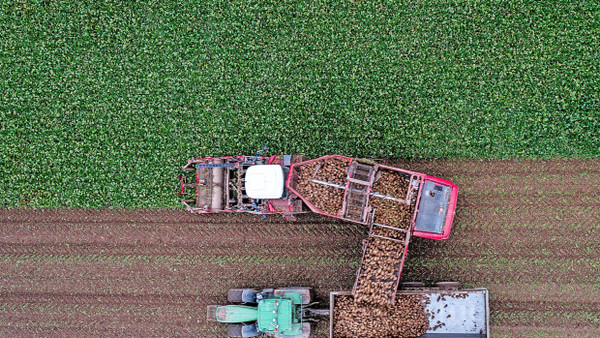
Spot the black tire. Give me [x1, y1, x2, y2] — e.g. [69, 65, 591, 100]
[435, 281, 461, 290]
[275, 287, 312, 305]
[282, 322, 312, 338]
[401, 281, 425, 288]
[227, 324, 243, 337]
[227, 289, 244, 303]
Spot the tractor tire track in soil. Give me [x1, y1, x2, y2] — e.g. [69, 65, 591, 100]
[1, 159, 599, 337]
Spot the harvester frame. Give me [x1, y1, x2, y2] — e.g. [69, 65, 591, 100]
[178, 154, 458, 240]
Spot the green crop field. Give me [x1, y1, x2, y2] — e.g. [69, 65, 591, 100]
[1, 0, 599, 208]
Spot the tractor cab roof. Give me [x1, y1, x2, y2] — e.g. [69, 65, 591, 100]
[214, 305, 258, 323]
[257, 298, 293, 333]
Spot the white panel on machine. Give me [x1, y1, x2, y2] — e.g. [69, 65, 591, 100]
[245, 165, 285, 199]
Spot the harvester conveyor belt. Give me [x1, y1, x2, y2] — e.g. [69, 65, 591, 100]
[372, 222, 408, 233]
[369, 234, 406, 243]
[369, 192, 408, 203]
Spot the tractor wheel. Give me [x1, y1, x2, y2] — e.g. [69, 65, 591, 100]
[435, 281, 461, 290]
[401, 281, 425, 289]
[227, 289, 244, 303]
[274, 287, 312, 305]
[226, 324, 243, 337]
[227, 323, 259, 337]
[281, 322, 312, 338]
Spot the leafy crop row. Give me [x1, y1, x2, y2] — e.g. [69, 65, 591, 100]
[1, 1, 599, 208]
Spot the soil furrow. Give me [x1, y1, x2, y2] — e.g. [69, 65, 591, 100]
[0, 292, 213, 306]
[0, 237, 363, 258]
[1, 158, 599, 336]
[493, 326, 600, 338]
[490, 283, 600, 303]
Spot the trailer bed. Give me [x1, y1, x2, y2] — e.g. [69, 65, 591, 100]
[412, 288, 488, 337]
[329, 288, 489, 338]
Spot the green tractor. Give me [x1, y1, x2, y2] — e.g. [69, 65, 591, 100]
[207, 287, 320, 338]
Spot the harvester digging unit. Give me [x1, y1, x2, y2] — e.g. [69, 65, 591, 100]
[178, 155, 307, 221]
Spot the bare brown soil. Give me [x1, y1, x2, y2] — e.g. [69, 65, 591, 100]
[1, 159, 599, 337]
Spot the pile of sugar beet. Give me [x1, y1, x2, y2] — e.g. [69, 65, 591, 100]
[370, 169, 413, 228]
[353, 169, 416, 307]
[295, 157, 349, 216]
[341, 233, 429, 337]
[334, 294, 429, 338]
[295, 158, 414, 220]
[354, 234, 406, 306]
[296, 159, 428, 337]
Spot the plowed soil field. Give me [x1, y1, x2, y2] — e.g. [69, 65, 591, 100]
[1, 159, 599, 337]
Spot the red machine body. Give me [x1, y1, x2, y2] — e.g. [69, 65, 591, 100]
[178, 154, 457, 240]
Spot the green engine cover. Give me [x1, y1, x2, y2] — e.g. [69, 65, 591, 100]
[215, 305, 258, 323]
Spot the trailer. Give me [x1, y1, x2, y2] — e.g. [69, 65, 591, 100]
[329, 286, 490, 338]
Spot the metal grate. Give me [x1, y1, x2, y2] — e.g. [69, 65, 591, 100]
[343, 183, 369, 222]
[348, 162, 376, 186]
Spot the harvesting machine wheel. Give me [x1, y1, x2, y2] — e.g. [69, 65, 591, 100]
[228, 288, 259, 303]
[435, 281, 461, 290]
[282, 322, 312, 338]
